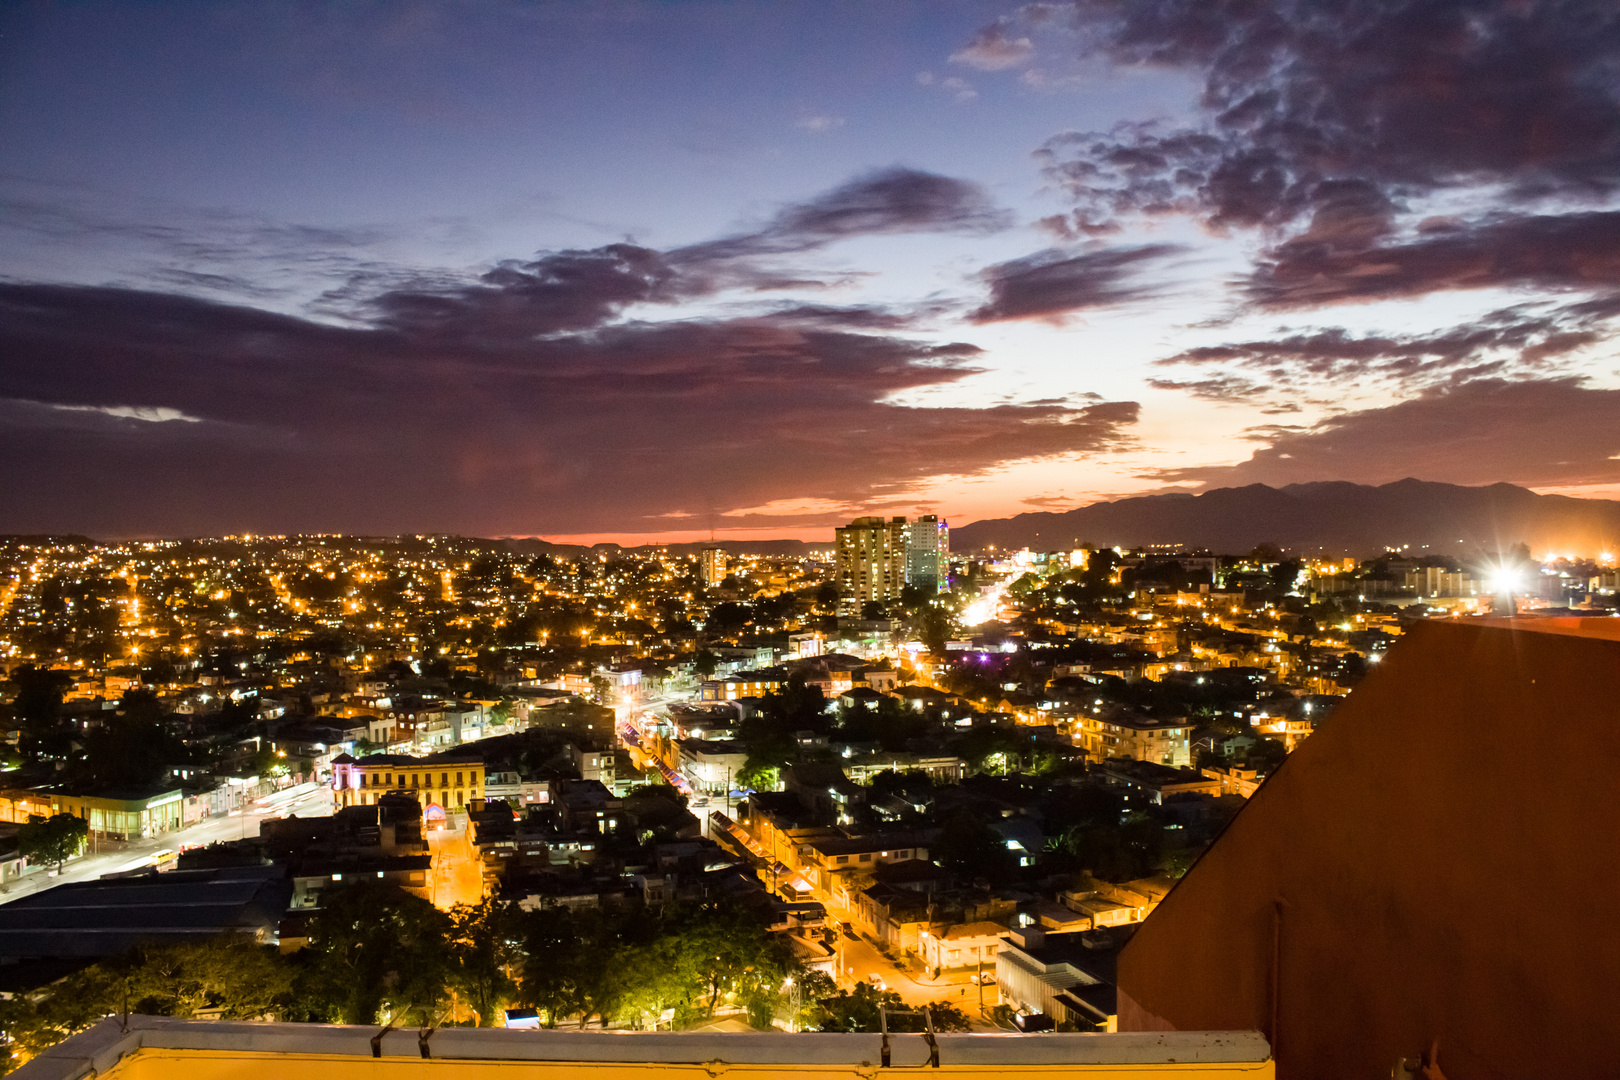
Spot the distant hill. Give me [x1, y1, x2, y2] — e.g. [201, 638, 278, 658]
[950, 480, 1620, 558]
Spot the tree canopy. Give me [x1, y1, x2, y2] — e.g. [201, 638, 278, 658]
[17, 814, 87, 871]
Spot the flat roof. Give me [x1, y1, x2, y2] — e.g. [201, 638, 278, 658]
[0, 867, 287, 959]
[806, 835, 926, 857]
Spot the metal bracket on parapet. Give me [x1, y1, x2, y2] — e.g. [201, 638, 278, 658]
[878, 1006, 940, 1068]
[419, 1024, 439, 1058]
[370, 1020, 397, 1058]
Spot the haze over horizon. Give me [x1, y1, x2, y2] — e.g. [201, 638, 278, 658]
[4, 1, 1620, 545]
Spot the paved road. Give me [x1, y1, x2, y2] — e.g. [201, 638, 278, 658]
[772, 881, 1002, 1030]
[837, 933, 987, 1007]
[0, 782, 334, 905]
[425, 825, 485, 908]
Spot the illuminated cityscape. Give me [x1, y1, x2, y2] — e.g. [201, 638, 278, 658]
[0, 522, 1615, 1062]
[5, 1, 1620, 1077]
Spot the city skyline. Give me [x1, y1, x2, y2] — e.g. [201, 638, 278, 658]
[4, 1, 1620, 545]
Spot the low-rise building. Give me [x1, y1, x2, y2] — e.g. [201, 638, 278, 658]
[1201, 763, 1263, 798]
[698, 669, 789, 701]
[45, 787, 184, 841]
[841, 752, 964, 786]
[678, 739, 749, 797]
[918, 920, 1006, 975]
[0, 865, 291, 961]
[330, 751, 484, 812]
[798, 833, 929, 907]
[1074, 710, 1192, 767]
[1095, 758, 1219, 804]
[1062, 875, 1173, 928]
[997, 927, 1122, 1032]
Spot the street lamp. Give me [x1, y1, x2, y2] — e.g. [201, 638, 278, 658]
[783, 976, 800, 1031]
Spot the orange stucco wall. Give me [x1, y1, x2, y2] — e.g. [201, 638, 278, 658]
[1116, 618, 1620, 1079]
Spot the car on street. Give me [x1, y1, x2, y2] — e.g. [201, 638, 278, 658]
[866, 973, 886, 991]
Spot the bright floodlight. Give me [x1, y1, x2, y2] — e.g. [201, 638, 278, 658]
[1488, 566, 1521, 594]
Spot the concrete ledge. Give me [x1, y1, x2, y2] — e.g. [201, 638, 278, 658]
[10, 1018, 142, 1080]
[10, 1017, 1270, 1079]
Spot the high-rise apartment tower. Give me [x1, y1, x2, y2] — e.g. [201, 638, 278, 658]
[700, 547, 727, 587]
[835, 517, 907, 609]
[906, 515, 949, 594]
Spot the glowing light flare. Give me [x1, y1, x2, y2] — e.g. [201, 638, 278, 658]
[1486, 566, 1523, 595]
[959, 594, 998, 626]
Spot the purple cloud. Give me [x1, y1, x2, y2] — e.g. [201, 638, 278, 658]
[671, 167, 1011, 265]
[1152, 377, 1620, 490]
[0, 282, 1138, 537]
[1153, 301, 1615, 400]
[969, 244, 1181, 323]
[1037, 1, 1620, 308]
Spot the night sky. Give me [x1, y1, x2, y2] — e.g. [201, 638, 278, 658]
[3, 1, 1619, 542]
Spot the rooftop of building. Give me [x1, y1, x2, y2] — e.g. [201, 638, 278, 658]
[32, 783, 184, 804]
[1092, 710, 1190, 732]
[290, 852, 432, 877]
[678, 737, 747, 755]
[11, 1016, 1273, 1080]
[869, 857, 952, 887]
[931, 919, 1008, 941]
[804, 832, 928, 857]
[329, 749, 485, 767]
[1007, 927, 1131, 984]
[0, 866, 289, 960]
[1096, 759, 1212, 788]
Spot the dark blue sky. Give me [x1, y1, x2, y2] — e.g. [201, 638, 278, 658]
[3, 1, 1619, 543]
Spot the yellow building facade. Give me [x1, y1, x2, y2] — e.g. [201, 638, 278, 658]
[330, 753, 484, 812]
[0, 788, 182, 839]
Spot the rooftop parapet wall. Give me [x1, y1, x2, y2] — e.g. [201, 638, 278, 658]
[1116, 616, 1620, 1080]
[13, 1018, 1272, 1080]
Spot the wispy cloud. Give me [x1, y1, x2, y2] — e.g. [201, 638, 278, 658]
[51, 403, 203, 423]
[670, 167, 1010, 266]
[950, 24, 1035, 70]
[796, 113, 845, 133]
[968, 244, 1182, 323]
[915, 72, 978, 102]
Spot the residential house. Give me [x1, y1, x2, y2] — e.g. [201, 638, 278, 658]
[1094, 758, 1219, 804]
[918, 921, 1006, 976]
[997, 927, 1122, 1032]
[799, 833, 930, 909]
[1074, 708, 1192, 767]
